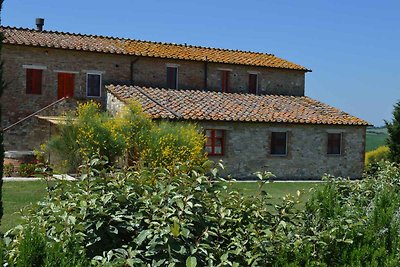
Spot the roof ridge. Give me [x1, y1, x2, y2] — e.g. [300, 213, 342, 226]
[0, 25, 276, 57]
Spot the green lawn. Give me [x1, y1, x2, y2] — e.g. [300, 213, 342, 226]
[366, 127, 388, 152]
[1, 180, 48, 232]
[0, 180, 321, 232]
[228, 181, 320, 206]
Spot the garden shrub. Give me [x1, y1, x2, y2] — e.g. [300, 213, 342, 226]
[3, 163, 14, 177]
[5, 161, 400, 266]
[365, 145, 390, 174]
[47, 102, 125, 172]
[18, 163, 36, 177]
[4, 161, 301, 266]
[47, 101, 206, 172]
[141, 121, 206, 172]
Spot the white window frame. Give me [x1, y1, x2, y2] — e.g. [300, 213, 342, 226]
[270, 131, 288, 156]
[86, 72, 102, 98]
[166, 65, 179, 89]
[22, 64, 47, 70]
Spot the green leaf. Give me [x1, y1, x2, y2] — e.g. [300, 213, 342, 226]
[181, 227, 190, 238]
[96, 221, 103, 230]
[171, 221, 180, 237]
[186, 256, 197, 267]
[135, 230, 151, 245]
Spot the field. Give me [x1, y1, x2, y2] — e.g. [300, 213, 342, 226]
[1, 180, 48, 232]
[366, 127, 388, 151]
[0, 180, 320, 232]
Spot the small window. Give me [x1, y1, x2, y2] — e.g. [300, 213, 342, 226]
[205, 129, 224, 156]
[221, 70, 230, 92]
[271, 132, 287, 155]
[166, 66, 178, 89]
[86, 73, 102, 97]
[248, 73, 258, 94]
[327, 133, 342, 155]
[26, 69, 42, 94]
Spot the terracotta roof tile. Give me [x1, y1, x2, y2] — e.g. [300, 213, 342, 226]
[106, 85, 369, 126]
[1, 26, 310, 71]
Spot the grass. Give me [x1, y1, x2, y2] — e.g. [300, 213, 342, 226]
[1, 180, 48, 232]
[224, 181, 321, 207]
[366, 127, 388, 152]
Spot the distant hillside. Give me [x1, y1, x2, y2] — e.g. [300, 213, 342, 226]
[366, 127, 388, 152]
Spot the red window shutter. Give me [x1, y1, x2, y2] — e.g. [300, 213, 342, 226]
[221, 71, 229, 92]
[26, 69, 33, 93]
[26, 69, 42, 94]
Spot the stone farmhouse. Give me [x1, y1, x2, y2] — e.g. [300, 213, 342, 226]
[1, 21, 369, 179]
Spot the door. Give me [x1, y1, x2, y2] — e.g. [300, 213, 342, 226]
[58, 73, 74, 99]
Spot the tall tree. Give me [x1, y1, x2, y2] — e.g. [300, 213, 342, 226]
[385, 101, 400, 164]
[0, 0, 4, 224]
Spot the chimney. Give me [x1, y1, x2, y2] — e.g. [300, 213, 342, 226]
[35, 18, 44, 31]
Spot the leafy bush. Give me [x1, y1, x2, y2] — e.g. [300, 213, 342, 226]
[47, 101, 206, 172]
[365, 145, 390, 174]
[18, 163, 36, 177]
[47, 102, 125, 172]
[3, 163, 14, 177]
[5, 161, 400, 266]
[365, 145, 390, 165]
[141, 121, 206, 172]
[4, 161, 300, 266]
[7, 226, 87, 267]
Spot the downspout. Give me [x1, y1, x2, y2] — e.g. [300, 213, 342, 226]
[204, 56, 208, 91]
[130, 57, 140, 85]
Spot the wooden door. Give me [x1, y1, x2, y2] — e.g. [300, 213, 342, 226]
[58, 73, 74, 99]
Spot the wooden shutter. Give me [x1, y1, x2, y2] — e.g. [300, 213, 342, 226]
[221, 71, 229, 92]
[26, 69, 42, 94]
[167, 67, 177, 89]
[327, 133, 341, 154]
[249, 74, 257, 94]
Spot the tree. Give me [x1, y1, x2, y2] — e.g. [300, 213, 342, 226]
[0, 0, 5, 225]
[385, 101, 400, 164]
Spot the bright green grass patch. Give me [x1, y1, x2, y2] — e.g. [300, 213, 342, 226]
[1, 180, 48, 232]
[366, 127, 388, 152]
[228, 181, 321, 205]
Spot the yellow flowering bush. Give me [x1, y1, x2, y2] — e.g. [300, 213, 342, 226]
[47, 101, 206, 172]
[141, 122, 207, 172]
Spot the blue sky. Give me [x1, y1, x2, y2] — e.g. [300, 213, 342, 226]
[3, 0, 400, 126]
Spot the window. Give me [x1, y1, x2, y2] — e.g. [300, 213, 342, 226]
[86, 73, 102, 97]
[166, 66, 178, 89]
[221, 70, 230, 92]
[271, 132, 287, 155]
[248, 73, 258, 94]
[26, 69, 42, 94]
[205, 129, 224, 156]
[327, 133, 342, 155]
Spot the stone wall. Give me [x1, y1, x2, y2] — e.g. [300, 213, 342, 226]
[197, 121, 366, 179]
[105, 94, 366, 179]
[131, 57, 305, 95]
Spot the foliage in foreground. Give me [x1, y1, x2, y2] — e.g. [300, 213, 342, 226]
[3, 161, 400, 266]
[46, 101, 206, 173]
